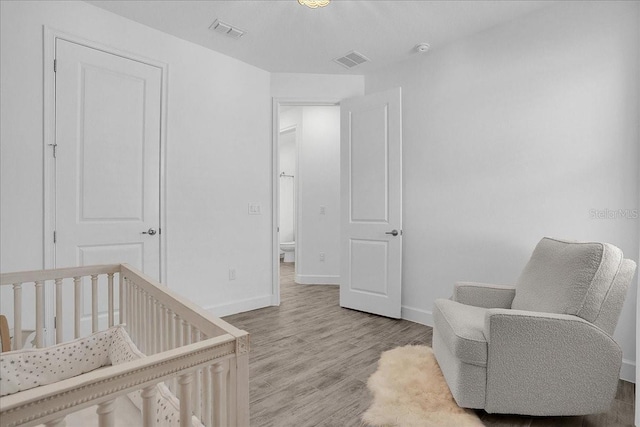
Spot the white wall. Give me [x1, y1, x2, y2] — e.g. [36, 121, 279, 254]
[365, 0, 640, 380]
[271, 73, 364, 101]
[278, 106, 341, 284]
[0, 1, 272, 316]
[298, 106, 341, 284]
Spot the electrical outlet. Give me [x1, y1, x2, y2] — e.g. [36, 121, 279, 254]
[320, 205, 326, 215]
[229, 268, 236, 280]
[319, 252, 325, 262]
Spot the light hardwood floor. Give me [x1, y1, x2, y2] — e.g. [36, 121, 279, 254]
[223, 263, 635, 427]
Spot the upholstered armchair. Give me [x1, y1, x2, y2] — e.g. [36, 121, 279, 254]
[432, 237, 637, 416]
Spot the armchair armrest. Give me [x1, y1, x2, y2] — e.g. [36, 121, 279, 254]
[452, 282, 515, 308]
[483, 308, 621, 415]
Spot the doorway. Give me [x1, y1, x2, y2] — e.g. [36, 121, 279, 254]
[273, 102, 341, 303]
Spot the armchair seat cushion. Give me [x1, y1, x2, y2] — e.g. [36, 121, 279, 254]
[433, 299, 488, 367]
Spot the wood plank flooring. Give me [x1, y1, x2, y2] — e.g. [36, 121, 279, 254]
[223, 263, 635, 427]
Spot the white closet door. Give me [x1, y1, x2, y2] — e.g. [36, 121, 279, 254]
[55, 39, 162, 337]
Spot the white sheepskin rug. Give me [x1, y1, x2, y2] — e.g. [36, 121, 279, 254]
[362, 345, 484, 427]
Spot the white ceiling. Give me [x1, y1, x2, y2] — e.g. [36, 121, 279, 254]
[87, 0, 554, 75]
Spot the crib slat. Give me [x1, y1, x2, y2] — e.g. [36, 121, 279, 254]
[35, 281, 44, 348]
[152, 298, 158, 354]
[173, 314, 182, 395]
[182, 318, 191, 399]
[175, 315, 183, 348]
[141, 290, 146, 353]
[97, 399, 115, 427]
[139, 287, 144, 348]
[156, 303, 166, 353]
[146, 291, 152, 352]
[108, 273, 114, 327]
[127, 279, 133, 338]
[133, 279, 137, 331]
[91, 274, 98, 333]
[163, 307, 169, 351]
[138, 286, 143, 349]
[179, 373, 193, 427]
[203, 364, 212, 426]
[119, 273, 125, 325]
[183, 320, 190, 346]
[74, 276, 81, 338]
[55, 278, 63, 344]
[192, 329, 202, 420]
[142, 385, 157, 427]
[129, 280, 136, 341]
[145, 292, 152, 354]
[212, 361, 229, 427]
[13, 283, 22, 349]
[132, 280, 138, 341]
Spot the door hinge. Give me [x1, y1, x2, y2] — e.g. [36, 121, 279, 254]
[53, 230, 57, 244]
[54, 316, 57, 328]
[53, 59, 57, 73]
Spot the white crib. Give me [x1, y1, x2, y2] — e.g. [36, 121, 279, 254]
[0, 264, 249, 427]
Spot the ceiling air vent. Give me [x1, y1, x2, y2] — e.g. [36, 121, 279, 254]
[333, 51, 370, 69]
[209, 19, 245, 40]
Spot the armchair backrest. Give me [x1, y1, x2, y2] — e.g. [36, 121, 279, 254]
[511, 237, 636, 335]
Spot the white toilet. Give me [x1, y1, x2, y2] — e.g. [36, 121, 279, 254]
[280, 241, 295, 263]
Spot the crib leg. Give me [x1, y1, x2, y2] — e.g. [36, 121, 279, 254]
[45, 417, 66, 427]
[212, 361, 228, 427]
[96, 399, 115, 427]
[179, 373, 193, 427]
[142, 385, 157, 427]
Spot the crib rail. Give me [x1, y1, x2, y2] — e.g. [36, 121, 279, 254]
[0, 264, 250, 427]
[1, 264, 122, 348]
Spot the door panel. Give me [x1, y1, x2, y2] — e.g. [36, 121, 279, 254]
[80, 66, 146, 221]
[349, 239, 388, 295]
[350, 105, 389, 222]
[55, 39, 162, 338]
[340, 88, 402, 318]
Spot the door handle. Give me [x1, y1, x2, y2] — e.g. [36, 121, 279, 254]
[142, 228, 157, 236]
[385, 229, 399, 236]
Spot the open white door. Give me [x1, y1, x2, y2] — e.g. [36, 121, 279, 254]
[340, 88, 402, 318]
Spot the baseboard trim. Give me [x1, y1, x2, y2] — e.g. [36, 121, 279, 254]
[401, 305, 433, 326]
[295, 274, 340, 285]
[621, 358, 635, 382]
[205, 295, 272, 318]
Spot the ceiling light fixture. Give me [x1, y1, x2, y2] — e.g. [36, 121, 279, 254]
[298, 0, 330, 9]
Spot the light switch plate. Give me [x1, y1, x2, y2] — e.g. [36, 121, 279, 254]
[248, 203, 261, 215]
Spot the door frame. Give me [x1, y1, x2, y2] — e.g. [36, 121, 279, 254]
[271, 98, 340, 306]
[278, 124, 299, 271]
[43, 27, 168, 342]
